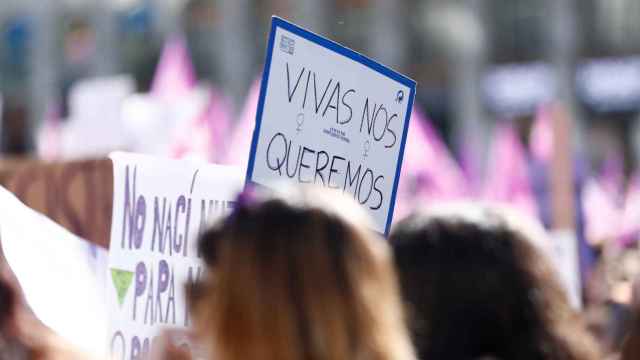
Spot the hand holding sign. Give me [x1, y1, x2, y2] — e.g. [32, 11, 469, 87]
[246, 17, 416, 235]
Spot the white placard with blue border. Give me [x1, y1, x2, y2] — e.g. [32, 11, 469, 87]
[246, 17, 416, 236]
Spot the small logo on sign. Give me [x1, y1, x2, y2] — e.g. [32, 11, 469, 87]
[296, 113, 305, 134]
[396, 90, 405, 103]
[363, 140, 371, 158]
[280, 35, 295, 55]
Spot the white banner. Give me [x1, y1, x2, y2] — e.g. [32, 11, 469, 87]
[107, 152, 243, 358]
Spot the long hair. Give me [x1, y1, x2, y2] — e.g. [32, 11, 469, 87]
[191, 186, 415, 360]
[390, 204, 600, 360]
[621, 308, 640, 360]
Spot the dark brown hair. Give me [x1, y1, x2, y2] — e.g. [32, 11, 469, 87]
[390, 204, 601, 360]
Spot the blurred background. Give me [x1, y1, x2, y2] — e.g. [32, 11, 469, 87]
[2, 0, 640, 321]
[1, 0, 639, 174]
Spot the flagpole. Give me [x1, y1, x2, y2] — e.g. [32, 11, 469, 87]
[548, 0, 579, 234]
[547, 0, 582, 308]
[549, 0, 581, 151]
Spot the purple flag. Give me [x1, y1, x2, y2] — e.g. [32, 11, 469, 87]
[599, 150, 625, 205]
[169, 87, 232, 163]
[583, 177, 622, 246]
[618, 172, 640, 246]
[483, 123, 538, 218]
[151, 35, 196, 100]
[224, 79, 261, 170]
[207, 87, 233, 163]
[582, 150, 625, 246]
[395, 106, 468, 219]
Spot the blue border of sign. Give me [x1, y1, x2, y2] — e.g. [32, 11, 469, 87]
[245, 16, 417, 237]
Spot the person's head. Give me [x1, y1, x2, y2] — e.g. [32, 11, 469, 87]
[191, 186, 415, 360]
[390, 203, 600, 360]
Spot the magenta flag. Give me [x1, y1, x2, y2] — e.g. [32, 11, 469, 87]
[207, 87, 233, 162]
[529, 104, 554, 163]
[618, 172, 640, 246]
[582, 152, 624, 246]
[169, 86, 232, 163]
[599, 150, 625, 205]
[583, 177, 622, 246]
[224, 79, 261, 170]
[151, 35, 196, 100]
[395, 106, 468, 219]
[483, 123, 538, 218]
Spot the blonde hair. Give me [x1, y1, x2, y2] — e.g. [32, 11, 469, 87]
[190, 186, 415, 360]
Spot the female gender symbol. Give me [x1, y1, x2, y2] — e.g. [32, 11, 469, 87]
[296, 113, 305, 134]
[363, 140, 371, 158]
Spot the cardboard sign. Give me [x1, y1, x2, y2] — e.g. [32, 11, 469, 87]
[107, 152, 243, 358]
[0, 158, 113, 248]
[246, 17, 416, 235]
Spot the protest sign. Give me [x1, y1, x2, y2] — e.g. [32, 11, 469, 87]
[0, 185, 109, 356]
[0, 157, 113, 248]
[107, 152, 243, 359]
[246, 17, 416, 235]
[63, 75, 135, 158]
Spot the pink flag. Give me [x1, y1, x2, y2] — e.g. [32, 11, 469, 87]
[151, 35, 196, 101]
[395, 106, 468, 219]
[599, 150, 625, 205]
[459, 137, 483, 196]
[483, 123, 538, 218]
[207, 87, 233, 162]
[583, 177, 622, 246]
[529, 104, 554, 163]
[224, 79, 261, 170]
[169, 87, 232, 163]
[618, 172, 640, 246]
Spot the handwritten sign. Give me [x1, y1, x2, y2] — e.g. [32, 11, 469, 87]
[0, 158, 113, 248]
[107, 152, 243, 358]
[246, 17, 416, 235]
